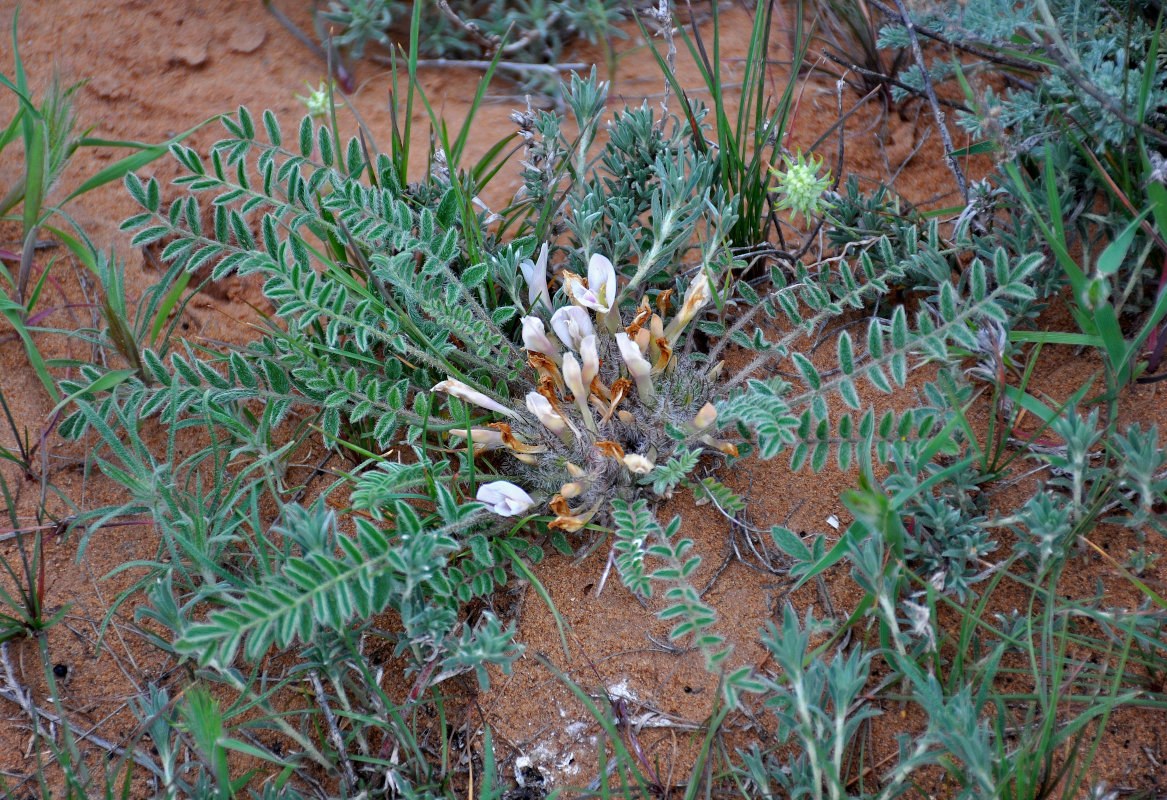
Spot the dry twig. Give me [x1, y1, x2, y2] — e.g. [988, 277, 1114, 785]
[891, 0, 968, 202]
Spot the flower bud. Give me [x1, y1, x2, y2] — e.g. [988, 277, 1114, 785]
[562, 352, 597, 432]
[521, 316, 560, 362]
[615, 332, 655, 404]
[526, 391, 570, 439]
[434, 378, 518, 418]
[580, 334, 600, 388]
[447, 427, 505, 454]
[691, 402, 717, 431]
[635, 326, 651, 355]
[648, 314, 665, 362]
[519, 242, 552, 312]
[560, 482, 585, 499]
[665, 269, 713, 343]
[700, 435, 740, 458]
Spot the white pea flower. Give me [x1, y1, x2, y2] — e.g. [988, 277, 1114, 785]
[476, 481, 536, 516]
[447, 427, 505, 452]
[525, 391, 569, 438]
[550, 305, 595, 352]
[521, 316, 560, 361]
[519, 242, 552, 312]
[560, 482, 585, 499]
[635, 326, 651, 355]
[615, 332, 655, 404]
[665, 269, 713, 343]
[433, 378, 518, 418]
[571, 253, 617, 313]
[562, 352, 596, 432]
[623, 453, 655, 475]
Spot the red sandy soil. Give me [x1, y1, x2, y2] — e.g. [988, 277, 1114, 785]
[0, 1, 1165, 797]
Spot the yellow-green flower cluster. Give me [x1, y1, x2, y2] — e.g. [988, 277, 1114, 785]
[772, 151, 832, 220]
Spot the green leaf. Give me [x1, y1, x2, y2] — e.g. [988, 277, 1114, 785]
[262, 109, 281, 146]
[436, 188, 458, 228]
[770, 525, 811, 561]
[791, 352, 820, 390]
[21, 120, 46, 238]
[1098, 207, 1153, 276]
[837, 330, 854, 374]
[462, 263, 488, 288]
[490, 306, 517, 325]
[950, 140, 995, 157]
[298, 116, 313, 157]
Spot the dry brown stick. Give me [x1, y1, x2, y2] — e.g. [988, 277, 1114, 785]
[865, 0, 1036, 70]
[821, 51, 971, 113]
[0, 643, 49, 741]
[433, 0, 554, 56]
[647, 0, 678, 133]
[308, 670, 358, 794]
[891, 0, 968, 202]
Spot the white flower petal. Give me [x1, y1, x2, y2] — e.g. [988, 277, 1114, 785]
[550, 305, 595, 352]
[521, 316, 559, 359]
[580, 334, 599, 388]
[623, 453, 655, 475]
[615, 332, 654, 404]
[562, 352, 586, 398]
[447, 427, 505, 450]
[525, 391, 568, 437]
[476, 481, 536, 516]
[519, 242, 552, 311]
[665, 269, 713, 342]
[615, 332, 651, 379]
[434, 378, 518, 418]
[587, 253, 617, 312]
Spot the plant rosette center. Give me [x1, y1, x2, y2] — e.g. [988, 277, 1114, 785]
[436, 252, 736, 531]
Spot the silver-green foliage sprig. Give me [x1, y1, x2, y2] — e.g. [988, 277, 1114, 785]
[718, 248, 1041, 470]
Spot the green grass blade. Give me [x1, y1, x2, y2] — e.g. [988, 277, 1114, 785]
[0, 295, 59, 402]
[1008, 330, 1103, 346]
[149, 269, 192, 346]
[0, 106, 24, 153]
[21, 120, 47, 240]
[47, 369, 137, 419]
[60, 117, 217, 206]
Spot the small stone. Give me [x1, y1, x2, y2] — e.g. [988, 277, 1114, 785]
[228, 24, 266, 54]
[172, 41, 208, 68]
[172, 18, 213, 67]
[88, 74, 127, 100]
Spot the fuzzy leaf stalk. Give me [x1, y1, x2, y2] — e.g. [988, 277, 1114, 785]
[438, 252, 735, 532]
